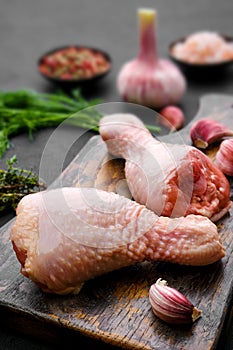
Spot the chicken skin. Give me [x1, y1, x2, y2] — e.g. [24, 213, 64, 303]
[99, 114, 231, 221]
[11, 188, 225, 295]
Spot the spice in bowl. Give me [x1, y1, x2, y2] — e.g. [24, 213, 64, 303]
[38, 46, 111, 83]
[171, 31, 233, 64]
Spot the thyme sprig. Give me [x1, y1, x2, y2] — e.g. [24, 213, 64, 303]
[0, 155, 46, 212]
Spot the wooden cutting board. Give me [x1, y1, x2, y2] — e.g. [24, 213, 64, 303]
[1, 94, 233, 350]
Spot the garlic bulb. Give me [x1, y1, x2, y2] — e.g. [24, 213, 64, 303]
[190, 118, 233, 149]
[117, 8, 186, 109]
[149, 278, 202, 325]
[216, 139, 233, 176]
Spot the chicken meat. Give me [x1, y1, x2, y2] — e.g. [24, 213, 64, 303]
[11, 187, 225, 295]
[99, 114, 231, 222]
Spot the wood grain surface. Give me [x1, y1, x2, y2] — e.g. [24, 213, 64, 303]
[0, 94, 233, 350]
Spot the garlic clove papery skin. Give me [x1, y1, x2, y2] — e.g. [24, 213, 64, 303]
[158, 105, 185, 131]
[190, 119, 233, 149]
[117, 8, 186, 109]
[216, 138, 233, 176]
[149, 279, 202, 325]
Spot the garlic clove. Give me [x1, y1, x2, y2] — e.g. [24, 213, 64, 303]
[190, 118, 233, 149]
[158, 105, 185, 131]
[149, 278, 202, 325]
[215, 138, 233, 176]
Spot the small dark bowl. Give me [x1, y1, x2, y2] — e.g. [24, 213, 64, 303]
[169, 34, 233, 76]
[37, 45, 112, 89]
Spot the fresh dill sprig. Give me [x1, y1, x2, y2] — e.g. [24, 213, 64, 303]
[0, 88, 160, 158]
[0, 88, 102, 158]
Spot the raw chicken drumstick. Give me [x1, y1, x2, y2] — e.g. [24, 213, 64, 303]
[99, 114, 231, 222]
[11, 187, 225, 295]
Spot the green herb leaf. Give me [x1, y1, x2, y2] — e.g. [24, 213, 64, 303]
[0, 156, 46, 212]
[0, 88, 160, 158]
[0, 88, 102, 158]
